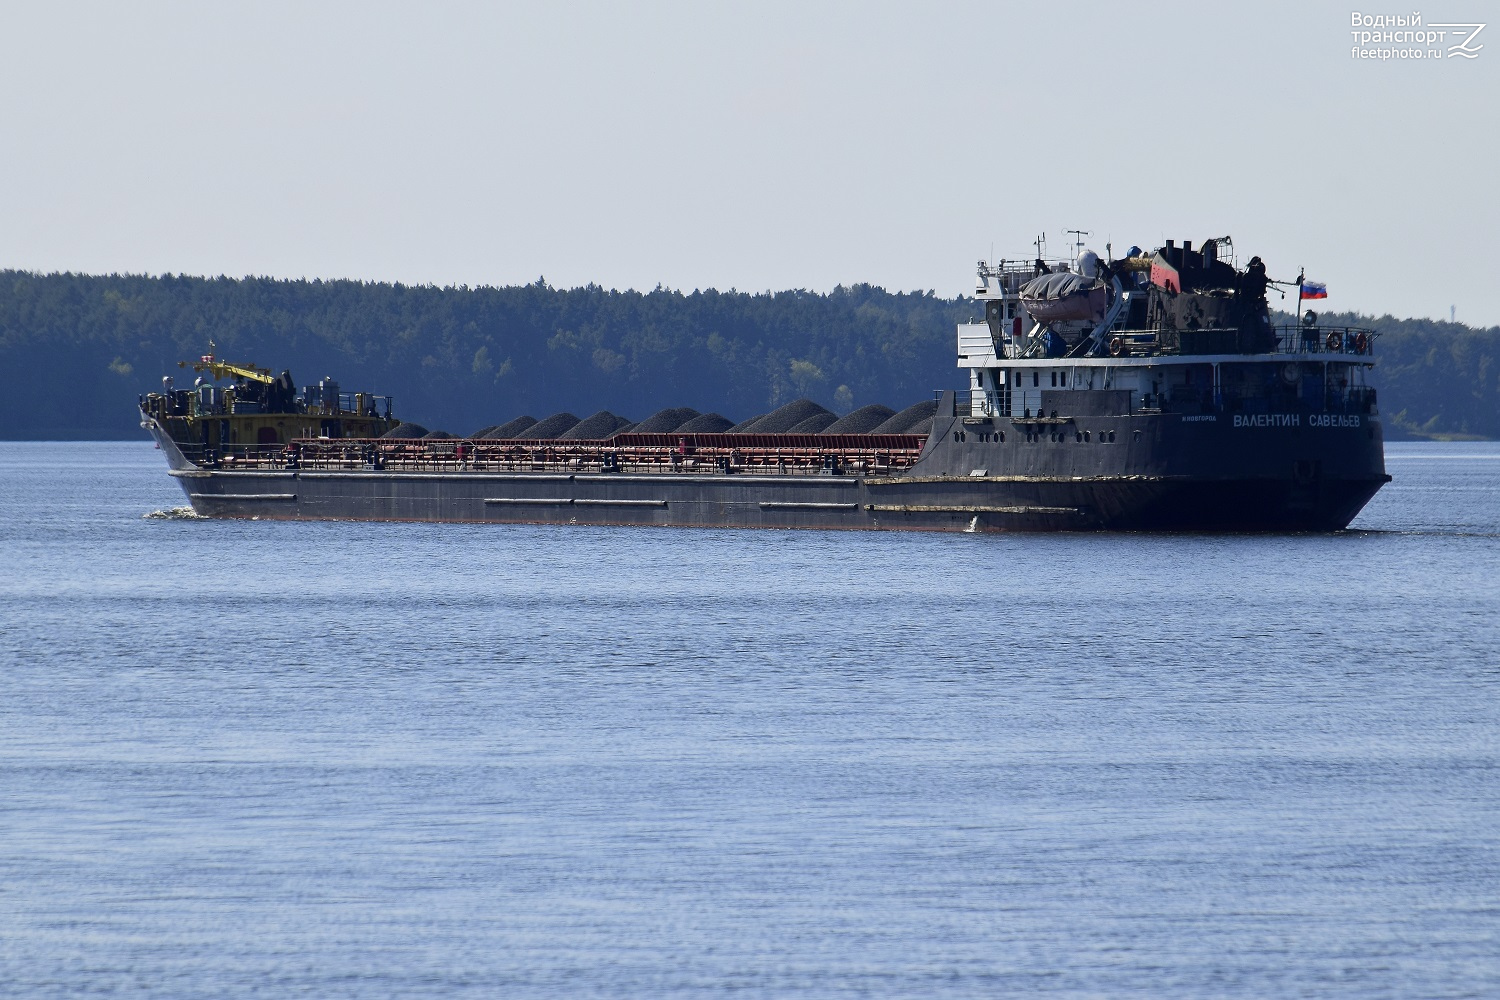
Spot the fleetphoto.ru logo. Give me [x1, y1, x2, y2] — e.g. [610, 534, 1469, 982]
[1351, 12, 1485, 59]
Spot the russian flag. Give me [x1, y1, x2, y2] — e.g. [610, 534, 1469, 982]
[1300, 281, 1328, 300]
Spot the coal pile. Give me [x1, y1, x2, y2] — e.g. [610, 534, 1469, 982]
[630, 407, 701, 433]
[674, 412, 734, 433]
[871, 400, 937, 434]
[786, 412, 838, 434]
[606, 422, 637, 438]
[905, 416, 935, 434]
[480, 415, 539, 439]
[725, 413, 766, 433]
[737, 399, 834, 434]
[421, 430, 457, 439]
[822, 404, 895, 434]
[516, 412, 581, 439]
[381, 421, 429, 439]
[560, 410, 633, 440]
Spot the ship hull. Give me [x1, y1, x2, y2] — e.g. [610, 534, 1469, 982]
[149, 408, 1389, 533]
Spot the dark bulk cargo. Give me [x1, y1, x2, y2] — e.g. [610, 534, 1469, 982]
[515, 412, 580, 439]
[478, 415, 538, 439]
[139, 235, 1389, 531]
[560, 411, 632, 440]
[739, 399, 834, 434]
[631, 408, 701, 434]
[870, 400, 937, 435]
[674, 413, 734, 433]
[823, 405, 896, 435]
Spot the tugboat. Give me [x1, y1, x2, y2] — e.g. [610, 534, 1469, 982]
[140, 238, 1389, 531]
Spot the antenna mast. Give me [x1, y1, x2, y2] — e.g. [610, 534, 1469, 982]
[1066, 229, 1091, 260]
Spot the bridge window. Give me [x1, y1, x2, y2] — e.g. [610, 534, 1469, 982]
[1033, 372, 1039, 387]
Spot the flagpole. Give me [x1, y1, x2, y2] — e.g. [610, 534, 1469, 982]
[1295, 267, 1305, 340]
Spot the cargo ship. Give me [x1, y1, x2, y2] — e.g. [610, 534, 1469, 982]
[140, 238, 1389, 531]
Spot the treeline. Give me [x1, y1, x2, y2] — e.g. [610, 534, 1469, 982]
[0, 271, 970, 439]
[0, 269, 1495, 439]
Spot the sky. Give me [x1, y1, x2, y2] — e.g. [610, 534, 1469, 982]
[1, 1, 1495, 324]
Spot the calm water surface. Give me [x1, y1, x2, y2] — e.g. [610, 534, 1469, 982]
[1, 441, 1497, 998]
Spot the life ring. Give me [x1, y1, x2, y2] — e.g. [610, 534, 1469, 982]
[1325, 331, 1341, 351]
[1354, 332, 1369, 354]
[1109, 337, 1125, 357]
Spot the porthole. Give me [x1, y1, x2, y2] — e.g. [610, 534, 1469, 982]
[1075, 432, 1083, 443]
[1108, 431, 1116, 442]
[1084, 431, 1091, 442]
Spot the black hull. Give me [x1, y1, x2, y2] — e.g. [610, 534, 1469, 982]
[165, 472, 1386, 533]
[147, 405, 1389, 533]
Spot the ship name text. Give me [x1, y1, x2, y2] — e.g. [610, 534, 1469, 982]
[1231, 414, 1364, 429]
[1233, 414, 1300, 428]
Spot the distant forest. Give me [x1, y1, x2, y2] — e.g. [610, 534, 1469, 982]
[0, 269, 1495, 440]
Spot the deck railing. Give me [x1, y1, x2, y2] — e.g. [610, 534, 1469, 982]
[173, 434, 928, 476]
[1270, 326, 1377, 356]
[1105, 326, 1378, 358]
